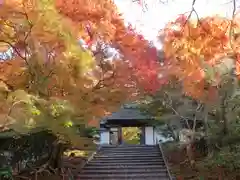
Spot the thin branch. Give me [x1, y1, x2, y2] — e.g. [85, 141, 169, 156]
[186, 0, 197, 22]
[0, 78, 14, 91]
[192, 102, 203, 139]
[0, 40, 26, 60]
[0, 99, 28, 131]
[181, 0, 229, 40]
[92, 69, 116, 91]
[163, 91, 191, 129]
[229, 0, 237, 50]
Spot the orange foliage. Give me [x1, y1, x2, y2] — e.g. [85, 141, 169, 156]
[57, 0, 161, 93]
[0, 0, 151, 133]
[56, 0, 121, 43]
[162, 14, 240, 100]
[118, 25, 161, 93]
[0, 58, 26, 89]
[0, 0, 160, 131]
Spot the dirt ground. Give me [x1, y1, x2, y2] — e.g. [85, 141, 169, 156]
[13, 149, 240, 180]
[14, 156, 85, 180]
[15, 174, 62, 180]
[14, 169, 82, 180]
[165, 148, 240, 180]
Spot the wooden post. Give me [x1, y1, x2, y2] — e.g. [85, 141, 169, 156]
[140, 126, 145, 144]
[118, 127, 122, 145]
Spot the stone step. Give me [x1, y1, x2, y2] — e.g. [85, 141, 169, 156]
[101, 146, 157, 150]
[94, 153, 162, 158]
[77, 177, 169, 180]
[99, 151, 160, 155]
[87, 161, 166, 166]
[100, 148, 158, 151]
[91, 158, 164, 164]
[93, 156, 163, 161]
[81, 168, 168, 174]
[98, 150, 160, 154]
[83, 164, 166, 169]
[95, 153, 161, 158]
[79, 145, 170, 180]
[99, 151, 160, 154]
[101, 145, 156, 148]
[100, 149, 159, 152]
[78, 173, 169, 179]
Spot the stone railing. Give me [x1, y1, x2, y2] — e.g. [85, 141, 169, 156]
[157, 139, 173, 180]
[79, 145, 102, 171]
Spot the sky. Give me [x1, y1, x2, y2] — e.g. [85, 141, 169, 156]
[1, 0, 239, 59]
[114, 0, 240, 48]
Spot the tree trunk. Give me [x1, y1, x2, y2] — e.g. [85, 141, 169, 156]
[186, 142, 195, 166]
[220, 95, 228, 135]
[49, 142, 66, 169]
[203, 104, 211, 156]
[217, 56, 237, 135]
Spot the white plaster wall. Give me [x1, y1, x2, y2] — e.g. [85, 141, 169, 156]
[110, 128, 118, 145]
[110, 127, 118, 132]
[145, 126, 155, 145]
[100, 131, 110, 144]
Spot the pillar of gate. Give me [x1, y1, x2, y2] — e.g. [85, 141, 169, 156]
[144, 126, 155, 145]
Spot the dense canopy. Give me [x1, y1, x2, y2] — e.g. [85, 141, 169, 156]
[161, 13, 240, 100]
[0, 0, 161, 143]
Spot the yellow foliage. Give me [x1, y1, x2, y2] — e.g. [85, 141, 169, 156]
[64, 150, 89, 157]
[122, 127, 141, 144]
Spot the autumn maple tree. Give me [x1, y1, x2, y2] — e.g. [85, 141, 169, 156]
[57, 0, 161, 92]
[0, 0, 161, 148]
[160, 14, 240, 101]
[152, 11, 240, 167]
[0, 0, 158, 170]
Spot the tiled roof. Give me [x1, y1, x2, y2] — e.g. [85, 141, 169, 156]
[103, 106, 152, 121]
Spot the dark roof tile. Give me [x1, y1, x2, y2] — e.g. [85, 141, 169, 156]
[103, 107, 152, 121]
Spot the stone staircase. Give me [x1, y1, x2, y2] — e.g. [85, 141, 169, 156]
[79, 145, 171, 180]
